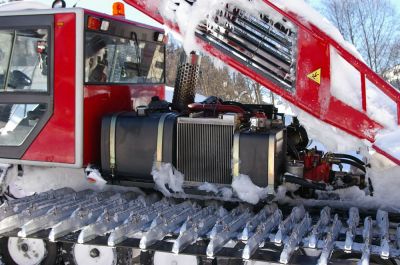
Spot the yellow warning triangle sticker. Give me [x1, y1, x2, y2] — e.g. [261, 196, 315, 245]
[307, 68, 321, 85]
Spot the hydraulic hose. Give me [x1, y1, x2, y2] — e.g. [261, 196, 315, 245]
[332, 153, 366, 166]
[333, 159, 366, 173]
[283, 174, 327, 191]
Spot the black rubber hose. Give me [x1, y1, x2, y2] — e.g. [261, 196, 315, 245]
[334, 159, 366, 173]
[283, 174, 327, 190]
[332, 153, 365, 166]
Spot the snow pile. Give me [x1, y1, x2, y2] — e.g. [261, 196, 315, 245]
[196, 182, 234, 201]
[8, 166, 99, 198]
[374, 128, 400, 160]
[151, 162, 184, 196]
[231, 174, 268, 204]
[85, 167, 107, 190]
[196, 176, 269, 204]
[198, 182, 219, 194]
[330, 47, 363, 111]
[366, 79, 398, 129]
[220, 187, 233, 200]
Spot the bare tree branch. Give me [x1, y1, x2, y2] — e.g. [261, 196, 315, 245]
[319, 0, 400, 75]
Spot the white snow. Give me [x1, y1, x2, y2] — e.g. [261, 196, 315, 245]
[165, 86, 206, 102]
[0, 1, 50, 11]
[220, 187, 233, 200]
[198, 182, 218, 194]
[3, 164, 144, 198]
[366, 79, 398, 129]
[85, 167, 107, 190]
[197, 182, 236, 201]
[374, 128, 400, 160]
[151, 162, 184, 196]
[330, 47, 363, 111]
[8, 166, 102, 198]
[231, 174, 268, 204]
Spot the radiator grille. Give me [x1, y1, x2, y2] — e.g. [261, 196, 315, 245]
[177, 118, 235, 184]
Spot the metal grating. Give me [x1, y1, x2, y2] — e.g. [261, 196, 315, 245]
[196, 3, 297, 91]
[176, 117, 235, 184]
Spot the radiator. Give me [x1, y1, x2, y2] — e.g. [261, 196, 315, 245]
[176, 117, 235, 184]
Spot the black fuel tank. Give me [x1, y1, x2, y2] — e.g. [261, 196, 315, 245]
[101, 112, 178, 182]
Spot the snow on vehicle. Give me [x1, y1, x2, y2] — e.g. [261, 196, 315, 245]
[0, 0, 399, 264]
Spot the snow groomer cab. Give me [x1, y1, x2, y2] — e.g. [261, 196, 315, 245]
[0, 3, 166, 168]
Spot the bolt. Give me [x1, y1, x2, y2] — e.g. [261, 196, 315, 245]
[90, 248, 100, 258]
[21, 243, 29, 252]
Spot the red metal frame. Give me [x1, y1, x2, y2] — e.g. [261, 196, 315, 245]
[22, 13, 76, 164]
[125, 0, 400, 164]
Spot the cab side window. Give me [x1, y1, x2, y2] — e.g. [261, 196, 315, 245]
[0, 29, 48, 92]
[84, 32, 165, 84]
[0, 28, 49, 147]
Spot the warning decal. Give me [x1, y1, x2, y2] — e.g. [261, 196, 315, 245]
[307, 68, 321, 84]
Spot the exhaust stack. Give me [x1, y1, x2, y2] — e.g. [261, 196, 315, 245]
[172, 51, 201, 112]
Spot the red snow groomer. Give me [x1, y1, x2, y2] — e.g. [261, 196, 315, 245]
[0, 1, 399, 265]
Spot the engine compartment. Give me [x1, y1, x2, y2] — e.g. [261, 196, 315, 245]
[99, 50, 368, 201]
[100, 94, 368, 200]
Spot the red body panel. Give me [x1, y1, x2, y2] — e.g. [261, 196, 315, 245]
[22, 13, 76, 164]
[125, 0, 400, 164]
[83, 84, 164, 165]
[21, 11, 165, 166]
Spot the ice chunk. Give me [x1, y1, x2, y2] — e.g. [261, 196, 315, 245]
[198, 182, 218, 194]
[151, 162, 184, 196]
[231, 174, 268, 204]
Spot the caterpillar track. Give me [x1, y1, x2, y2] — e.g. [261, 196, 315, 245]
[1, 188, 400, 265]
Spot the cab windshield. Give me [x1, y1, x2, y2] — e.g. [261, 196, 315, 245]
[0, 29, 48, 92]
[85, 32, 165, 84]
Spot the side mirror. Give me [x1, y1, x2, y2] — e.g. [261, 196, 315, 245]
[8, 70, 32, 89]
